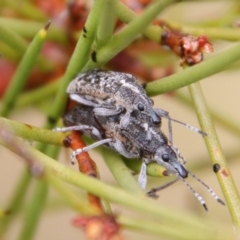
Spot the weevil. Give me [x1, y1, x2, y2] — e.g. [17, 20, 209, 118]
[66, 69, 161, 129]
[56, 104, 224, 211]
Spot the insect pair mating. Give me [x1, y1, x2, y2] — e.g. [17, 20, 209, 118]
[56, 69, 224, 211]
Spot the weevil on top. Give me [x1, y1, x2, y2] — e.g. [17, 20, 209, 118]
[56, 104, 224, 211]
[67, 69, 161, 129]
[67, 69, 206, 141]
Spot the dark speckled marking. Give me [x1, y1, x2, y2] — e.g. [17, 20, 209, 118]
[91, 51, 97, 62]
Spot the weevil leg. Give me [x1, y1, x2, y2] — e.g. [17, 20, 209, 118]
[147, 178, 179, 199]
[138, 161, 148, 189]
[111, 139, 139, 159]
[70, 138, 113, 164]
[93, 106, 123, 116]
[54, 125, 94, 132]
[53, 125, 102, 139]
[153, 108, 173, 143]
[146, 128, 151, 141]
[120, 110, 131, 129]
[69, 94, 102, 107]
[141, 122, 151, 141]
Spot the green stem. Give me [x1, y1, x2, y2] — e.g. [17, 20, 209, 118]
[123, 157, 168, 178]
[0, 20, 28, 53]
[18, 179, 48, 240]
[0, 171, 31, 237]
[96, 0, 116, 48]
[16, 79, 60, 108]
[0, 17, 67, 45]
[47, 173, 101, 215]
[189, 82, 240, 232]
[0, 117, 65, 145]
[2, 1, 48, 21]
[119, 216, 204, 240]
[83, 0, 176, 70]
[115, 0, 162, 42]
[0, 135, 227, 236]
[102, 149, 143, 195]
[146, 42, 240, 96]
[169, 22, 240, 41]
[0, 22, 50, 116]
[0, 41, 21, 62]
[19, 144, 60, 240]
[46, 0, 105, 128]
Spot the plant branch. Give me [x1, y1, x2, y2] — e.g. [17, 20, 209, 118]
[146, 42, 240, 96]
[189, 82, 240, 232]
[102, 149, 143, 195]
[0, 117, 65, 145]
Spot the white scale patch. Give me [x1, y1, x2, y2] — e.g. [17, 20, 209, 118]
[122, 83, 140, 94]
[142, 122, 149, 131]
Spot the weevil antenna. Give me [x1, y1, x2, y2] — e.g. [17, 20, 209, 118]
[188, 171, 225, 206]
[168, 117, 207, 137]
[180, 178, 208, 211]
[154, 108, 207, 137]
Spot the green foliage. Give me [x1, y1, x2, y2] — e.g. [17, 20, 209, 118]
[0, 1, 240, 239]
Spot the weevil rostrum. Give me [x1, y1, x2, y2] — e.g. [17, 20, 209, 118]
[56, 104, 225, 211]
[66, 69, 161, 129]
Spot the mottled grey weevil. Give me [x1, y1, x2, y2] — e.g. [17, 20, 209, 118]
[66, 69, 160, 129]
[56, 105, 224, 211]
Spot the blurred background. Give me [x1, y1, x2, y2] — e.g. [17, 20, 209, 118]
[0, 0, 240, 239]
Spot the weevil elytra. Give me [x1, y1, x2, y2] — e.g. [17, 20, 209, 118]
[66, 69, 160, 129]
[56, 104, 224, 211]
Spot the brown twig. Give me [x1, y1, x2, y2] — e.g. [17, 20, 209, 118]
[63, 130, 123, 240]
[63, 131, 103, 212]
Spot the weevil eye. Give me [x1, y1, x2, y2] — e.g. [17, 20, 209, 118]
[162, 154, 170, 162]
[138, 103, 145, 111]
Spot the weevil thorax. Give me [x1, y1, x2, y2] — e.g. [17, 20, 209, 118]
[154, 145, 188, 179]
[114, 81, 161, 124]
[113, 75, 148, 107]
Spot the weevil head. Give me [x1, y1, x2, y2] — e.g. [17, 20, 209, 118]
[154, 145, 188, 179]
[133, 96, 161, 125]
